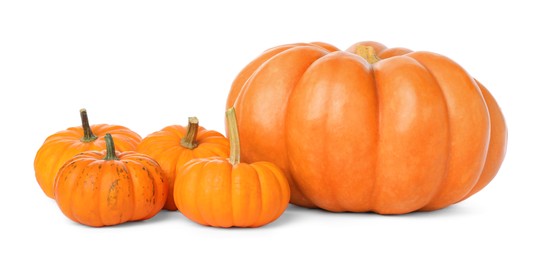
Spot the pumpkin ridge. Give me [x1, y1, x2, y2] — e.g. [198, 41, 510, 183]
[303, 51, 379, 211]
[257, 163, 278, 218]
[195, 161, 213, 226]
[249, 164, 263, 227]
[120, 162, 137, 221]
[289, 52, 328, 206]
[235, 46, 328, 207]
[404, 55, 453, 211]
[208, 160, 233, 227]
[318, 53, 357, 210]
[247, 164, 264, 226]
[461, 82, 507, 200]
[368, 59, 382, 213]
[284, 51, 378, 210]
[230, 165, 238, 226]
[97, 161, 113, 226]
[174, 159, 207, 224]
[409, 52, 490, 210]
[254, 164, 280, 226]
[260, 162, 288, 224]
[230, 163, 254, 226]
[270, 161, 291, 215]
[226, 162, 234, 227]
[368, 55, 451, 213]
[63, 159, 84, 224]
[471, 82, 493, 193]
[473, 84, 493, 193]
[143, 160, 163, 220]
[80, 159, 99, 225]
[284, 51, 342, 208]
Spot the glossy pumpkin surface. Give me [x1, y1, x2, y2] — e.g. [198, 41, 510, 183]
[137, 117, 230, 210]
[54, 134, 167, 227]
[173, 108, 290, 227]
[226, 41, 507, 214]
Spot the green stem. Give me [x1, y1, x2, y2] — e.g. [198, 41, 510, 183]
[355, 45, 381, 64]
[103, 133, 119, 160]
[180, 117, 199, 149]
[225, 107, 240, 165]
[80, 108, 98, 142]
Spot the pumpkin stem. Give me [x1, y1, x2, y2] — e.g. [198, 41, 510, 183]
[80, 108, 98, 142]
[226, 107, 241, 165]
[180, 117, 199, 149]
[103, 133, 120, 160]
[355, 45, 381, 64]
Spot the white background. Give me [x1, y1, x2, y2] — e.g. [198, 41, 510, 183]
[1, 0, 547, 259]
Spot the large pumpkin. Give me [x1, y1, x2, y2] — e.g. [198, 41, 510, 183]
[226, 41, 507, 214]
[35, 109, 142, 198]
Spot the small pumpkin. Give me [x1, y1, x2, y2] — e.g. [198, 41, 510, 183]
[137, 117, 230, 210]
[173, 108, 290, 228]
[54, 133, 168, 227]
[226, 41, 507, 214]
[35, 109, 142, 198]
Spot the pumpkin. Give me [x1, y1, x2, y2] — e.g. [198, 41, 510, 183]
[54, 133, 168, 227]
[226, 41, 507, 214]
[173, 108, 290, 228]
[137, 117, 230, 210]
[35, 109, 142, 198]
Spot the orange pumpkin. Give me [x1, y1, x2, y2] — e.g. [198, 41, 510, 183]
[137, 117, 230, 210]
[54, 133, 168, 227]
[35, 109, 142, 198]
[173, 108, 290, 227]
[226, 41, 507, 214]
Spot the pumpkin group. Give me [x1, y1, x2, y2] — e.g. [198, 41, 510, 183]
[173, 108, 290, 227]
[54, 134, 168, 227]
[137, 117, 230, 210]
[35, 109, 142, 198]
[226, 41, 507, 214]
[37, 40, 507, 228]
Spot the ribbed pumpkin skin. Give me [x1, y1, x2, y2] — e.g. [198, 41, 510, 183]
[35, 124, 142, 198]
[226, 41, 507, 214]
[174, 158, 290, 228]
[137, 124, 230, 210]
[54, 150, 168, 227]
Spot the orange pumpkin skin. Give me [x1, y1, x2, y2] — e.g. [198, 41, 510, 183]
[174, 158, 290, 228]
[35, 109, 142, 198]
[137, 118, 230, 210]
[173, 108, 290, 228]
[226, 41, 507, 214]
[54, 134, 168, 227]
